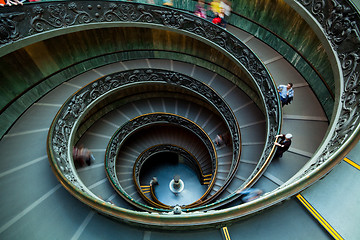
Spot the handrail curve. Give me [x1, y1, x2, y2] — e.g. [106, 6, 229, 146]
[105, 113, 218, 211]
[133, 144, 211, 208]
[48, 67, 261, 215]
[37, 1, 285, 228]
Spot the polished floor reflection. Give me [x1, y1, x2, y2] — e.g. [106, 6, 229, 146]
[140, 152, 208, 206]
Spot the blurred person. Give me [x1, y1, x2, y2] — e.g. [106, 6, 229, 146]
[0, 0, 23, 6]
[150, 177, 158, 186]
[219, 0, 231, 27]
[74, 145, 95, 167]
[212, 11, 226, 28]
[220, 0, 231, 17]
[73, 146, 84, 168]
[209, 0, 221, 19]
[80, 146, 94, 166]
[194, 0, 207, 19]
[237, 188, 263, 203]
[163, 0, 173, 6]
[215, 134, 224, 146]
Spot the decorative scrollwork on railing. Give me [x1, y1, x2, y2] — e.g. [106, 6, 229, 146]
[132, 144, 209, 207]
[294, 0, 360, 178]
[0, 12, 25, 44]
[29, 2, 157, 34]
[134, 144, 206, 182]
[40, 0, 360, 226]
[49, 68, 240, 209]
[1, 2, 279, 126]
[6, 2, 279, 198]
[162, 71, 240, 164]
[105, 113, 217, 194]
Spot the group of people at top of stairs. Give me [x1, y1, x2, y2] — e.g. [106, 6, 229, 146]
[0, 0, 21, 6]
[194, 0, 232, 28]
[4, 0, 230, 30]
[158, 0, 232, 28]
[0, 0, 40, 7]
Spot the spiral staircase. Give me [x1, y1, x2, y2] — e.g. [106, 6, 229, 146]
[1, 1, 360, 239]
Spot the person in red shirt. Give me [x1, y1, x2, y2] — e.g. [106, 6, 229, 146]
[212, 11, 226, 28]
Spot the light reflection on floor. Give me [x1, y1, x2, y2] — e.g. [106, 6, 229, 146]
[140, 152, 208, 206]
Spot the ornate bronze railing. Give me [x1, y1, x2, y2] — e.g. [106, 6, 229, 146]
[31, 1, 284, 227]
[181, 0, 360, 221]
[133, 144, 210, 207]
[105, 113, 217, 210]
[285, 0, 360, 179]
[97, 68, 243, 200]
[2, 2, 279, 204]
[1, 1, 279, 128]
[48, 67, 251, 212]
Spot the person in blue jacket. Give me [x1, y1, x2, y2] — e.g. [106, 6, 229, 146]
[278, 83, 294, 106]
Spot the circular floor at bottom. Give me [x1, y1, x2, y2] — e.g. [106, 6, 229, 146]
[140, 152, 208, 206]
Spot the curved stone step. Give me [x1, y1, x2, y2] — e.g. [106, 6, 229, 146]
[0, 57, 269, 218]
[78, 90, 263, 205]
[225, 26, 329, 199]
[115, 126, 211, 203]
[0, 1, 340, 238]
